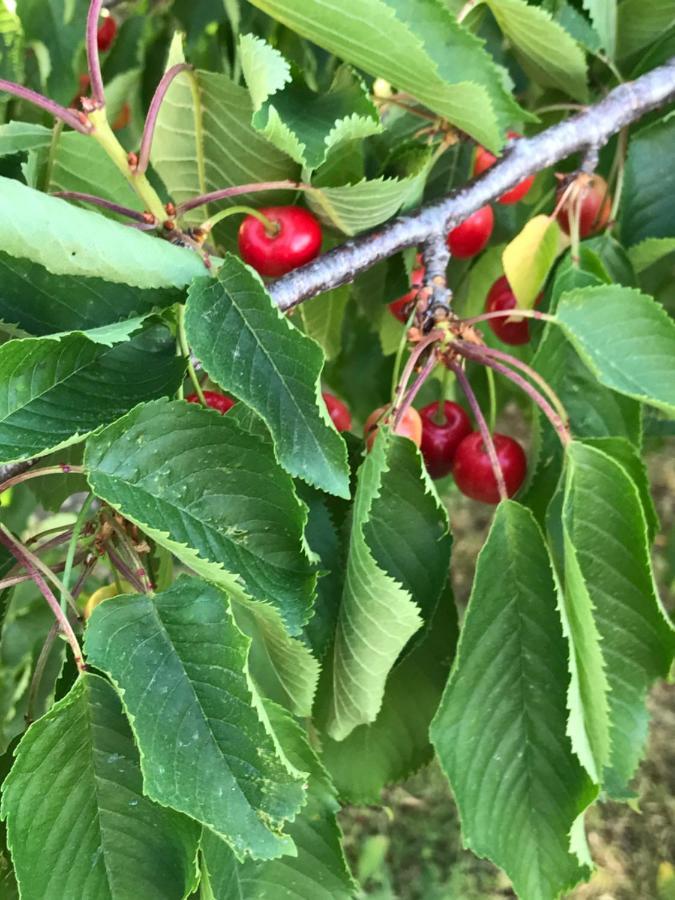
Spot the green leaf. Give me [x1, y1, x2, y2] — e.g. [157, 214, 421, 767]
[299, 286, 349, 361]
[616, 0, 675, 59]
[245, 0, 525, 151]
[321, 581, 457, 803]
[0, 325, 185, 464]
[502, 214, 561, 309]
[431, 502, 596, 900]
[562, 443, 675, 793]
[1, 673, 200, 900]
[84, 398, 316, 633]
[485, 0, 589, 101]
[185, 256, 350, 499]
[322, 431, 451, 741]
[0, 251, 181, 336]
[628, 237, 675, 272]
[201, 703, 355, 899]
[85, 577, 307, 860]
[0, 5, 23, 114]
[555, 285, 675, 415]
[151, 51, 298, 228]
[0, 176, 207, 288]
[582, 0, 617, 58]
[240, 36, 382, 171]
[620, 113, 675, 247]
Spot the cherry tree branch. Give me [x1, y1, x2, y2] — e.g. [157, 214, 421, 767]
[269, 58, 675, 311]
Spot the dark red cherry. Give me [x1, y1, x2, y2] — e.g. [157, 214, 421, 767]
[97, 16, 117, 53]
[453, 432, 527, 504]
[473, 131, 535, 205]
[323, 392, 352, 432]
[419, 401, 472, 479]
[485, 276, 542, 346]
[556, 173, 611, 238]
[186, 390, 235, 414]
[238, 206, 322, 277]
[389, 258, 425, 323]
[447, 205, 494, 258]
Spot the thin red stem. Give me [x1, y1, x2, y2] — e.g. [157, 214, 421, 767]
[86, 0, 106, 107]
[135, 63, 192, 176]
[392, 331, 442, 413]
[463, 309, 555, 328]
[177, 181, 310, 216]
[0, 464, 85, 496]
[51, 191, 151, 222]
[450, 361, 508, 502]
[0, 525, 85, 671]
[0, 79, 92, 134]
[105, 544, 148, 594]
[393, 351, 438, 430]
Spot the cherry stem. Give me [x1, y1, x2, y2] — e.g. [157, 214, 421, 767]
[201, 205, 278, 235]
[0, 525, 85, 671]
[393, 331, 442, 414]
[177, 181, 310, 216]
[449, 361, 508, 503]
[136, 63, 192, 176]
[459, 345, 571, 447]
[433, 365, 451, 424]
[26, 621, 60, 725]
[106, 517, 153, 592]
[86, 0, 106, 108]
[61, 494, 95, 612]
[0, 79, 92, 134]
[51, 191, 152, 223]
[0, 464, 85, 496]
[462, 308, 555, 328]
[485, 366, 497, 433]
[177, 306, 206, 406]
[393, 351, 438, 431]
[105, 544, 148, 594]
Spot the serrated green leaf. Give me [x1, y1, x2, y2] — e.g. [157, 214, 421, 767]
[185, 256, 350, 498]
[555, 285, 675, 415]
[299, 286, 349, 361]
[151, 51, 298, 228]
[431, 502, 596, 900]
[0, 325, 185, 464]
[85, 578, 306, 860]
[1, 673, 200, 900]
[616, 0, 675, 59]
[628, 237, 675, 272]
[322, 431, 451, 741]
[562, 442, 675, 793]
[201, 703, 355, 899]
[621, 113, 675, 248]
[502, 214, 562, 308]
[84, 399, 316, 633]
[582, 0, 617, 58]
[553, 0, 602, 53]
[240, 36, 381, 171]
[0, 176, 207, 288]
[0, 251, 181, 336]
[485, 0, 589, 100]
[245, 0, 525, 151]
[321, 580, 457, 803]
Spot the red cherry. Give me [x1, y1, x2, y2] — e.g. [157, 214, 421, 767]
[447, 205, 494, 259]
[485, 276, 542, 346]
[419, 401, 472, 479]
[323, 392, 352, 432]
[238, 206, 322, 277]
[389, 259, 425, 323]
[186, 390, 235, 414]
[97, 16, 117, 53]
[453, 432, 527, 504]
[473, 131, 534, 205]
[556, 173, 611, 238]
[364, 406, 422, 450]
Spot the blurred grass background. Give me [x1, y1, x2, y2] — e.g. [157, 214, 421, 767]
[339, 441, 675, 900]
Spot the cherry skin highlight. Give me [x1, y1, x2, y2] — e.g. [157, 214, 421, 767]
[419, 401, 472, 479]
[323, 392, 352, 432]
[389, 258, 425, 322]
[364, 406, 422, 451]
[238, 206, 322, 277]
[186, 390, 235, 415]
[452, 432, 527, 504]
[473, 131, 535, 205]
[556, 173, 611, 238]
[485, 275, 542, 346]
[97, 16, 117, 53]
[447, 205, 494, 258]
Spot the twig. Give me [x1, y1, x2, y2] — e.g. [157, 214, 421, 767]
[135, 63, 192, 176]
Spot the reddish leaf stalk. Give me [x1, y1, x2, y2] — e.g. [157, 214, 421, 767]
[105, 544, 148, 594]
[135, 63, 193, 176]
[0, 464, 85, 496]
[393, 351, 438, 431]
[86, 0, 106, 107]
[51, 191, 152, 222]
[449, 361, 508, 502]
[462, 308, 555, 328]
[0, 79, 92, 134]
[0, 525, 85, 671]
[392, 331, 443, 414]
[176, 181, 311, 216]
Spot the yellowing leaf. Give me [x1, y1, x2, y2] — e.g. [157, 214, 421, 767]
[502, 215, 562, 309]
